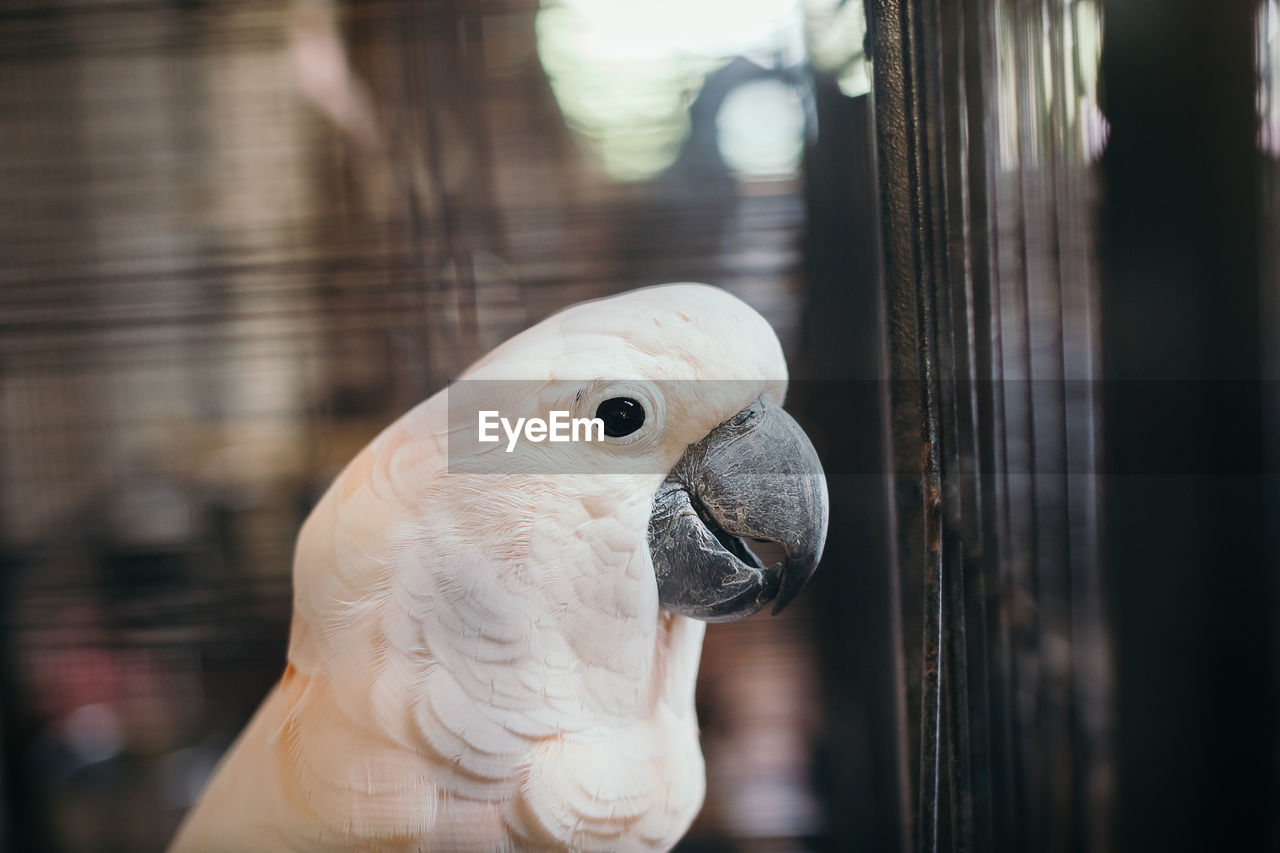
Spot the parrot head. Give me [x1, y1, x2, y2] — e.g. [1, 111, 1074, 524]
[455, 282, 829, 622]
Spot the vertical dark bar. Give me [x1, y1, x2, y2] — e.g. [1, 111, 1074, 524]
[866, 0, 945, 850]
[1098, 0, 1277, 850]
[865, 5, 924, 850]
[800, 85, 907, 853]
[0, 555, 48, 851]
[0, 567, 12, 853]
[959, 2, 1021, 850]
[925, 0, 977, 847]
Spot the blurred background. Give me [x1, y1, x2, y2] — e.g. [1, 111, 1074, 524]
[1, 0, 1278, 851]
[0, 0, 869, 849]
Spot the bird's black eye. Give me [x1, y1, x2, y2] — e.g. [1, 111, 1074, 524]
[596, 397, 645, 437]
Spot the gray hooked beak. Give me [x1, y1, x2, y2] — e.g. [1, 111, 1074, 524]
[647, 397, 829, 622]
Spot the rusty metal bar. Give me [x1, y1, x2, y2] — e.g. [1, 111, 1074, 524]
[866, 0, 946, 850]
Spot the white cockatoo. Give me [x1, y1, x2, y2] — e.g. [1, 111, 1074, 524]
[171, 283, 828, 852]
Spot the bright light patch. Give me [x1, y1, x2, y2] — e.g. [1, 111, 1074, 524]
[837, 61, 872, 99]
[716, 79, 806, 179]
[805, 0, 870, 97]
[1259, 0, 1279, 154]
[557, 0, 799, 60]
[536, 0, 804, 181]
[1073, 0, 1108, 161]
[63, 704, 124, 765]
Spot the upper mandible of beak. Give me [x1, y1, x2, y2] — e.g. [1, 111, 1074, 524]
[647, 397, 830, 622]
